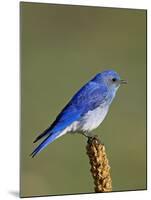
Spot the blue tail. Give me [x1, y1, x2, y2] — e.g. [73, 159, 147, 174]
[31, 108, 81, 157]
[30, 132, 60, 158]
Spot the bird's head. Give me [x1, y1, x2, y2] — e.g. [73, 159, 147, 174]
[93, 70, 127, 91]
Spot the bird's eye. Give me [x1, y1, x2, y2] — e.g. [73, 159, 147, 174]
[112, 78, 116, 82]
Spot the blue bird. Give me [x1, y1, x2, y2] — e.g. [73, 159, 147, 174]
[31, 69, 126, 157]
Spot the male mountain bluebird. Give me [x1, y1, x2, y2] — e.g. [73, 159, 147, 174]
[31, 69, 126, 157]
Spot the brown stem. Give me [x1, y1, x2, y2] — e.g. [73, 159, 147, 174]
[86, 136, 112, 192]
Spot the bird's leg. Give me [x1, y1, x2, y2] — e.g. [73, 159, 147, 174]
[83, 131, 98, 143]
[84, 132, 101, 144]
[82, 132, 90, 139]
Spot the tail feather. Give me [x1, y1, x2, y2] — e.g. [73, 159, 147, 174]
[33, 114, 78, 143]
[30, 132, 60, 158]
[33, 126, 52, 143]
[31, 112, 81, 157]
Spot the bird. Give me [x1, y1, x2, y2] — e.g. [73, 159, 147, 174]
[31, 69, 126, 157]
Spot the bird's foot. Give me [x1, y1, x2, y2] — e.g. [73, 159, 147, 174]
[82, 132, 101, 144]
[87, 135, 101, 144]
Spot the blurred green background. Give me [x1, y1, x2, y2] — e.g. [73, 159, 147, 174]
[20, 2, 147, 197]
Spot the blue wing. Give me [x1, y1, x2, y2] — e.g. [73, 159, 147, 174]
[31, 81, 108, 157]
[70, 81, 108, 113]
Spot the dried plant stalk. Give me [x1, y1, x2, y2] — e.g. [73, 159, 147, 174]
[86, 136, 112, 192]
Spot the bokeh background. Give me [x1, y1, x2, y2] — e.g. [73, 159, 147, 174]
[20, 2, 147, 197]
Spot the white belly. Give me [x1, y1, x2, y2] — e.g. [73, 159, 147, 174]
[78, 105, 109, 133]
[55, 105, 109, 139]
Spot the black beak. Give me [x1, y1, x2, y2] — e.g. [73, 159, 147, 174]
[120, 80, 127, 84]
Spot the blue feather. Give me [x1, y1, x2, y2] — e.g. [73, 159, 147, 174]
[70, 81, 108, 112]
[30, 132, 60, 157]
[31, 72, 117, 157]
[31, 112, 81, 157]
